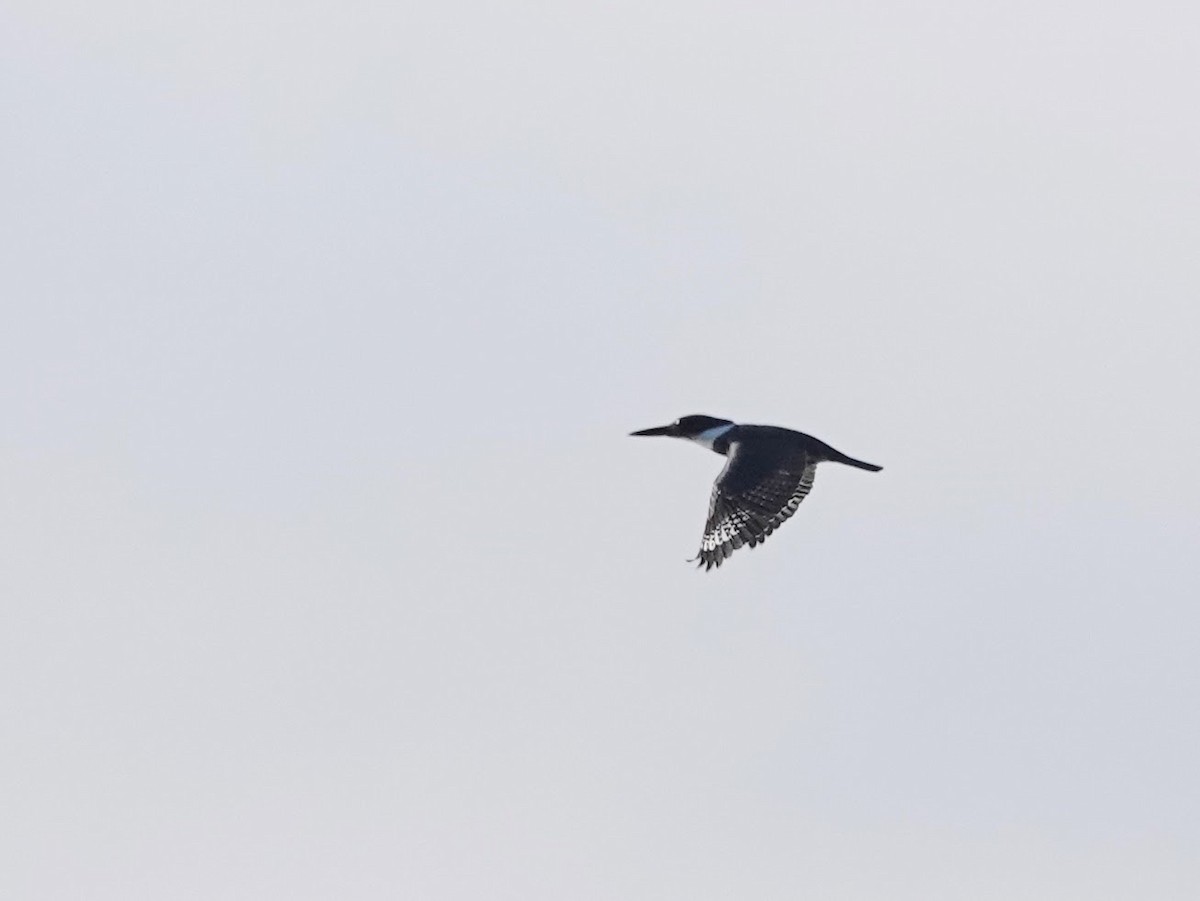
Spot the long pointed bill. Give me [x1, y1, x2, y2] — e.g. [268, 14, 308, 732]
[629, 424, 676, 437]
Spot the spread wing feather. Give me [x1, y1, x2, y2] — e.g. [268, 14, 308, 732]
[695, 442, 817, 570]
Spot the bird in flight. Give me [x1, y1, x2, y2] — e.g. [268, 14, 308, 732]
[630, 414, 882, 570]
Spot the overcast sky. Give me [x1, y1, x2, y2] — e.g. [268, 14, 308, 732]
[3, 2, 1198, 898]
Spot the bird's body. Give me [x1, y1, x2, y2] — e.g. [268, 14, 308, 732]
[631, 415, 882, 570]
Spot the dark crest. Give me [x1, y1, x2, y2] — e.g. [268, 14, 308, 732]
[674, 414, 733, 436]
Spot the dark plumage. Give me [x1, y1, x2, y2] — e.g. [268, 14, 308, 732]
[631, 415, 882, 570]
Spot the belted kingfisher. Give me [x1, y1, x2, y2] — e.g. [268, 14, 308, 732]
[631, 415, 882, 570]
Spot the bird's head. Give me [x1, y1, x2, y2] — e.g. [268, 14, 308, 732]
[630, 414, 734, 444]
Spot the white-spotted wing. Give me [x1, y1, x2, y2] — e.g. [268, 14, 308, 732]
[694, 441, 817, 570]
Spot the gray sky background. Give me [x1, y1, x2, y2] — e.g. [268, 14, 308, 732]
[3, 2, 1198, 898]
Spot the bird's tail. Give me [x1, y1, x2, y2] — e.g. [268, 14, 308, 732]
[833, 452, 883, 472]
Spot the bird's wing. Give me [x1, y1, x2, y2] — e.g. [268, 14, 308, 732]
[694, 442, 817, 570]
